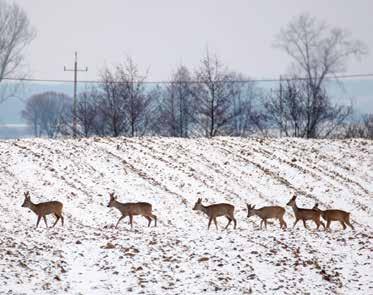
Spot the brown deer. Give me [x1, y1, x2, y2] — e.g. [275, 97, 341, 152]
[107, 193, 157, 229]
[286, 195, 325, 230]
[192, 198, 237, 230]
[313, 203, 354, 230]
[246, 204, 287, 229]
[21, 191, 64, 228]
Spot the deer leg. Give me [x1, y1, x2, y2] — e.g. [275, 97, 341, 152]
[213, 218, 218, 230]
[302, 219, 308, 229]
[60, 214, 64, 226]
[36, 216, 42, 228]
[264, 219, 268, 229]
[115, 215, 125, 228]
[150, 214, 157, 227]
[145, 216, 152, 227]
[259, 219, 264, 229]
[208, 217, 212, 230]
[339, 221, 347, 230]
[345, 219, 354, 230]
[233, 217, 237, 229]
[314, 219, 320, 230]
[129, 215, 134, 229]
[52, 215, 60, 227]
[326, 220, 331, 230]
[225, 216, 232, 230]
[43, 216, 48, 228]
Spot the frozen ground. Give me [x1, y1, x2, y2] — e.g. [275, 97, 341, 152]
[0, 137, 372, 294]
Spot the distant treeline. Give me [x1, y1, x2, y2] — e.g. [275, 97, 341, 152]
[19, 14, 373, 140]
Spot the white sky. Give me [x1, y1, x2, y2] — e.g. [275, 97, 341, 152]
[11, 0, 373, 81]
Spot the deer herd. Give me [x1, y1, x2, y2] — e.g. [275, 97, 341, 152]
[21, 191, 354, 232]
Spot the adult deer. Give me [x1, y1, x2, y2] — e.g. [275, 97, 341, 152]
[107, 193, 157, 229]
[313, 203, 354, 230]
[192, 198, 237, 230]
[286, 195, 325, 230]
[246, 204, 287, 229]
[21, 191, 64, 228]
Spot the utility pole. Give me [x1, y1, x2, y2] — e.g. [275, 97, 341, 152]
[64, 52, 88, 138]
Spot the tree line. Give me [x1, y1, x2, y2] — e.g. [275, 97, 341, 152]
[22, 53, 373, 139]
[0, 1, 370, 139]
[22, 54, 263, 138]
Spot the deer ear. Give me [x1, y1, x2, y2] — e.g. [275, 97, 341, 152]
[252, 205, 256, 209]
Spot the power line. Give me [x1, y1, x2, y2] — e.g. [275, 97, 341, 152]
[2, 72, 373, 84]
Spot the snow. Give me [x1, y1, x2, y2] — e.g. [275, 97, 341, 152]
[0, 136, 372, 294]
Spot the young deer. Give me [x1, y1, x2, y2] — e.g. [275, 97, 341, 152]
[107, 193, 157, 229]
[286, 195, 325, 230]
[192, 198, 237, 230]
[21, 191, 64, 228]
[313, 203, 354, 230]
[246, 204, 287, 229]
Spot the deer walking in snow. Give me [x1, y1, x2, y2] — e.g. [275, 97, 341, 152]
[287, 195, 325, 230]
[246, 204, 287, 229]
[192, 198, 237, 230]
[21, 191, 64, 228]
[313, 203, 354, 230]
[107, 193, 157, 229]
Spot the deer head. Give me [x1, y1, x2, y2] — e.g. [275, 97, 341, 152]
[286, 195, 297, 206]
[21, 191, 31, 208]
[107, 192, 117, 208]
[193, 198, 203, 211]
[246, 204, 256, 218]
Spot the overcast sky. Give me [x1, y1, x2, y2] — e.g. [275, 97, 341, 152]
[12, 0, 373, 82]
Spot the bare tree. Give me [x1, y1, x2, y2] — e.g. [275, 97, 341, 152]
[274, 13, 367, 138]
[118, 57, 151, 137]
[22, 92, 72, 138]
[98, 68, 127, 137]
[364, 114, 373, 139]
[193, 52, 241, 137]
[158, 66, 195, 137]
[97, 57, 152, 137]
[75, 88, 100, 137]
[227, 74, 264, 136]
[344, 114, 373, 139]
[265, 78, 351, 137]
[0, 0, 36, 103]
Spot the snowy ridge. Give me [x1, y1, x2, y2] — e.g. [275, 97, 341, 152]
[0, 137, 372, 294]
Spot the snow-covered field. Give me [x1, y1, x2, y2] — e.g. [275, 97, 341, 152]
[0, 137, 372, 295]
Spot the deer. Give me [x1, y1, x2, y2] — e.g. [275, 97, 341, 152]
[246, 204, 287, 229]
[21, 191, 64, 228]
[107, 193, 157, 229]
[312, 203, 354, 230]
[192, 198, 237, 230]
[286, 195, 325, 230]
